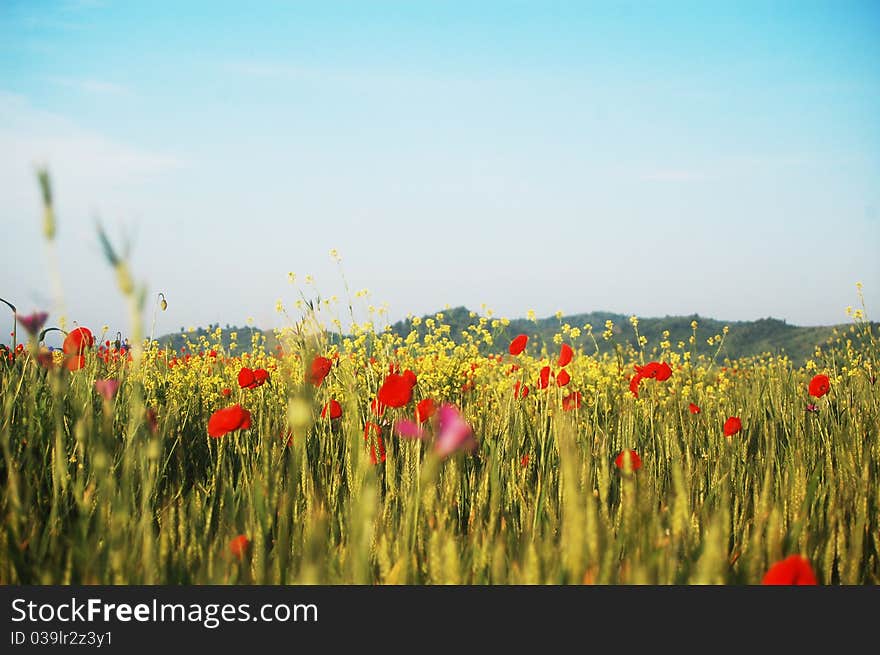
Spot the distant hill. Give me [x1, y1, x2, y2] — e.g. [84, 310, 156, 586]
[156, 324, 270, 355]
[384, 307, 860, 364]
[155, 309, 870, 365]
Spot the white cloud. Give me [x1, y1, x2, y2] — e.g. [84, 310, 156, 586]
[48, 76, 131, 96]
[223, 61, 322, 81]
[0, 91, 184, 194]
[640, 169, 711, 182]
[221, 59, 485, 89]
[61, 0, 109, 9]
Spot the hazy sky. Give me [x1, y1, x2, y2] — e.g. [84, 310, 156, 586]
[2, 1, 878, 343]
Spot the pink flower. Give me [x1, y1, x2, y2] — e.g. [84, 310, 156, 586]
[435, 403, 476, 458]
[94, 378, 121, 401]
[394, 419, 426, 440]
[17, 311, 49, 337]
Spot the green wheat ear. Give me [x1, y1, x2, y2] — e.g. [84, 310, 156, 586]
[37, 167, 55, 241]
[96, 220, 121, 267]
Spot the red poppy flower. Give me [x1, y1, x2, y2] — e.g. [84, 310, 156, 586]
[222, 387, 231, 397]
[377, 374, 413, 408]
[808, 374, 830, 398]
[371, 435, 386, 464]
[655, 362, 672, 381]
[635, 362, 660, 379]
[557, 343, 573, 367]
[520, 454, 530, 467]
[146, 407, 159, 434]
[370, 397, 386, 417]
[688, 403, 701, 414]
[614, 450, 643, 471]
[321, 399, 342, 420]
[403, 368, 417, 388]
[238, 367, 258, 389]
[723, 416, 742, 437]
[64, 355, 86, 371]
[538, 365, 551, 389]
[230, 535, 251, 561]
[762, 555, 818, 585]
[363, 422, 385, 464]
[635, 361, 672, 382]
[562, 391, 582, 411]
[207, 404, 252, 438]
[364, 421, 381, 441]
[416, 398, 436, 423]
[629, 374, 642, 398]
[62, 327, 94, 355]
[253, 368, 270, 385]
[309, 356, 332, 386]
[556, 369, 571, 387]
[509, 334, 528, 355]
[514, 381, 530, 399]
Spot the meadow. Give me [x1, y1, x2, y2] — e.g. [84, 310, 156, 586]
[1, 180, 878, 585]
[1, 299, 877, 585]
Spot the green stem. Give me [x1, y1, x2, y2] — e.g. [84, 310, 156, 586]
[0, 297, 16, 349]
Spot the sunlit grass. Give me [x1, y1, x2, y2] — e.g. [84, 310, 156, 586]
[2, 290, 876, 584]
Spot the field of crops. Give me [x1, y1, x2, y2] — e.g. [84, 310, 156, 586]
[1, 272, 877, 585]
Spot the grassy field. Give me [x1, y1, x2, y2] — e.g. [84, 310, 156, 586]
[1, 289, 877, 585]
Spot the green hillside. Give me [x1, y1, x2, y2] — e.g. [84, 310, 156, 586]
[156, 308, 870, 366]
[385, 307, 854, 364]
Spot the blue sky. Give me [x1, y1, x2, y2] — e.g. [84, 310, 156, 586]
[1, 0, 878, 341]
